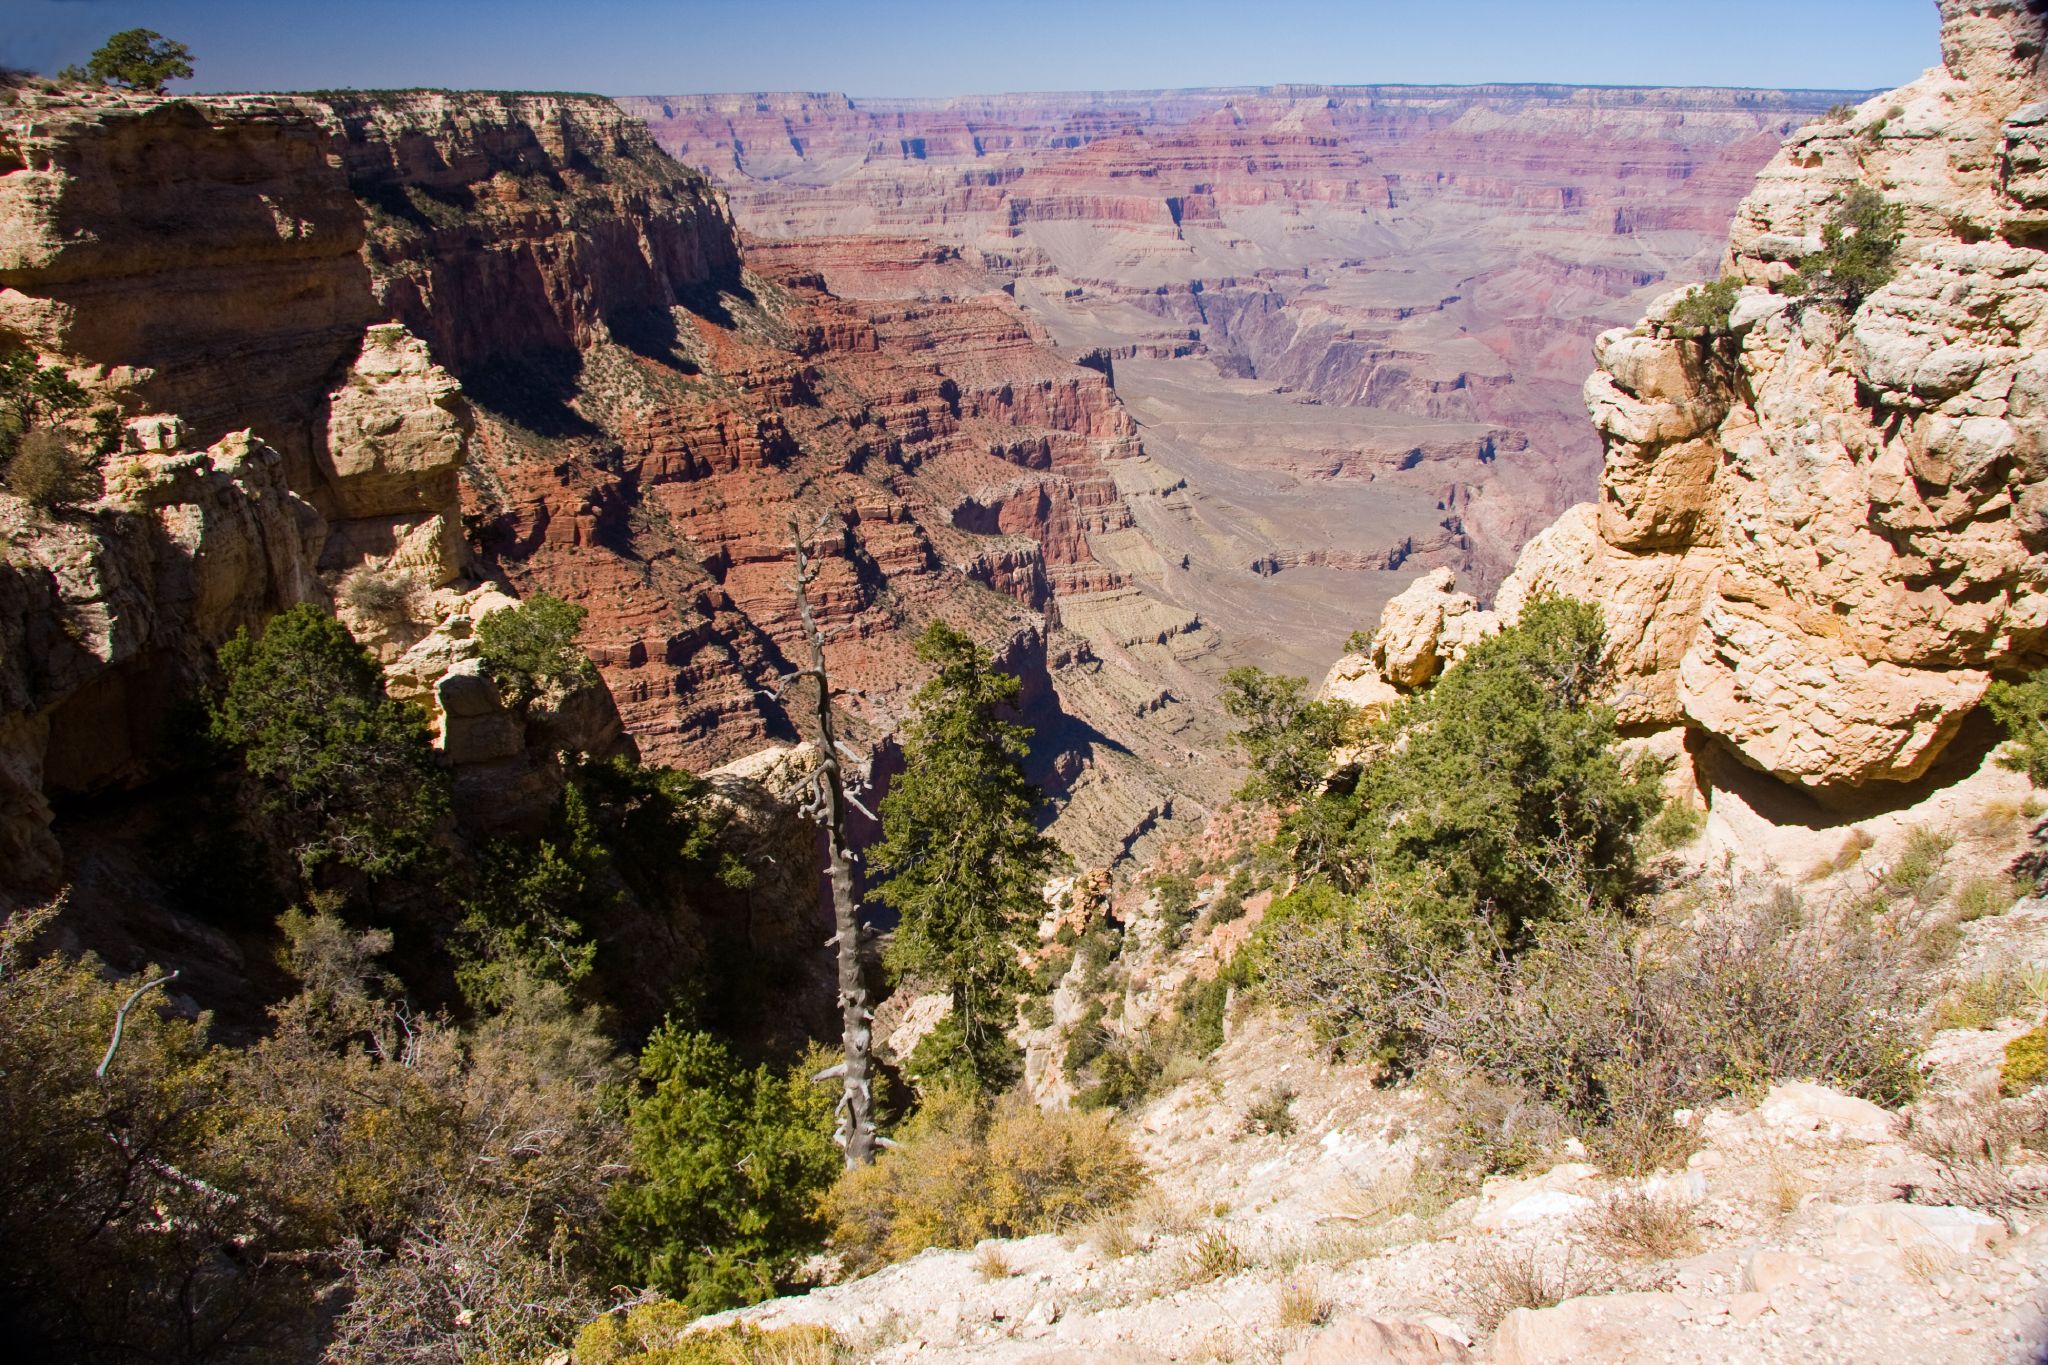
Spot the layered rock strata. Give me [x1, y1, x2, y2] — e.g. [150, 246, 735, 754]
[628, 83, 1864, 669]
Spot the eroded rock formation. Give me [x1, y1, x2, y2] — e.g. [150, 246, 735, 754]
[1333, 0, 2048, 796]
[628, 82, 1861, 672]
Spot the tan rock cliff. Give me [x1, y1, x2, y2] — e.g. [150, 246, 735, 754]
[1335, 0, 2048, 795]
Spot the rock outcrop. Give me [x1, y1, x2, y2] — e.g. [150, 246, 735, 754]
[1333, 0, 2048, 795]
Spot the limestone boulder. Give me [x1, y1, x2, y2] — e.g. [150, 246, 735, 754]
[1287, 1314, 1470, 1364]
[1493, 1292, 1693, 1365]
[1370, 567, 1497, 690]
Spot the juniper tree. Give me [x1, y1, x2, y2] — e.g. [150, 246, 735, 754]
[869, 621, 1060, 1095]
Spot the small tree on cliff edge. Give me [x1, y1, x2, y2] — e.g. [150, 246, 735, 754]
[869, 621, 1060, 1095]
[63, 30, 194, 94]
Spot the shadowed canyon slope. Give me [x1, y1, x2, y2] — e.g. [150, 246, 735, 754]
[627, 83, 1868, 677]
[0, 86, 1232, 873]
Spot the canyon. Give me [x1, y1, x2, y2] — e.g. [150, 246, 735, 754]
[627, 81, 1864, 682]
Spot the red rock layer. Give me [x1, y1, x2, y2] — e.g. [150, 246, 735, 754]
[625, 84, 1864, 593]
[313, 101, 1148, 770]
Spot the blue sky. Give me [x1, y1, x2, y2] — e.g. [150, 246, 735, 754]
[4, 0, 1934, 97]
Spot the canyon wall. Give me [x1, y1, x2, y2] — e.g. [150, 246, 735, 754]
[1330, 0, 2048, 811]
[625, 81, 1864, 677]
[0, 80, 1233, 900]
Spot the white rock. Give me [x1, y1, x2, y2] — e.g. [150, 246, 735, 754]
[1756, 1082, 1898, 1142]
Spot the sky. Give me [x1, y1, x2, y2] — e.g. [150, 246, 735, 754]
[3, 0, 1936, 98]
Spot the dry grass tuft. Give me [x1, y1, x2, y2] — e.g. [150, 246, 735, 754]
[1454, 1244, 1605, 1329]
[1184, 1229, 1248, 1283]
[1576, 1186, 1701, 1261]
[1081, 1213, 1142, 1259]
[972, 1244, 1014, 1280]
[1809, 827, 1875, 881]
[1762, 1151, 1811, 1217]
[1275, 1277, 1335, 1329]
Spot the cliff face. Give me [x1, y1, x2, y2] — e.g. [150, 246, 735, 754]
[0, 81, 1230, 893]
[1330, 0, 2048, 797]
[627, 83, 1859, 672]
[305, 95, 1230, 861]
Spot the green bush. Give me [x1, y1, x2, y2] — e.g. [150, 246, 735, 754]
[1666, 278, 1742, 338]
[606, 1027, 839, 1314]
[211, 603, 449, 881]
[822, 1090, 1146, 1274]
[1988, 669, 2048, 787]
[477, 593, 598, 706]
[1294, 596, 1663, 944]
[1786, 185, 1905, 312]
[1221, 666, 1354, 804]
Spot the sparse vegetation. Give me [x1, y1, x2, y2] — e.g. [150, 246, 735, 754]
[1577, 1186, 1701, 1260]
[339, 564, 423, 621]
[1933, 966, 2048, 1033]
[822, 1090, 1146, 1274]
[1954, 873, 2019, 923]
[1275, 1278, 1335, 1328]
[476, 592, 598, 705]
[1240, 1085, 1298, 1138]
[1184, 1229, 1248, 1283]
[1455, 1244, 1604, 1329]
[577, 1304, 847, 1365]
[0, 343, 94, 506]
[1666, 277, 1742, 338]
[1784, 185, 1905, 312]
[1, 425, 99, 510]
[1883, 826, 1955, 905]
[1908, 1095, 2048, 1217]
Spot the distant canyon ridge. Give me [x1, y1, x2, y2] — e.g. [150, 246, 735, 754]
[625, 83, 1868, 678]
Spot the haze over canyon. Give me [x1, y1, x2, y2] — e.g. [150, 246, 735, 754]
[630, 82, 1865, 686]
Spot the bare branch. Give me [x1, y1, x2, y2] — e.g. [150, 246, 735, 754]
[97, 971, 178, 1080]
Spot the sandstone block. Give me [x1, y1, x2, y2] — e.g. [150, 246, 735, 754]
[1677, 596, 1989, 787]
[1833, 1203, 2006, 1258]
[320, 324, 469, 519]
[440, 711, 524, 765]
[1370, 567, 1495, 689]
[1756, 1082, 1898, 1142]
[1492, 1292, 1690, 1365]
[1317, 652, 1403, 714]
[1287, 1314, 1469, 1364]
[436, 660, 502, 719]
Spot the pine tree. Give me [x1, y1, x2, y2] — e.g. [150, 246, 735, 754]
[869, 622, 1059, 1094]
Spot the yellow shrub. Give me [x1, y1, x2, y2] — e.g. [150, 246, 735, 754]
[823, 1091, 1147, 1274]
[2002, 1022, 2048, 1098]
[575, 1302, 843, 1364]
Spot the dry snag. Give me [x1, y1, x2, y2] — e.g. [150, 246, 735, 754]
[773, 515, 879, 1167]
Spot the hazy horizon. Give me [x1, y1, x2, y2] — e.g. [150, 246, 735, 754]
[6, 0, 1933, 102]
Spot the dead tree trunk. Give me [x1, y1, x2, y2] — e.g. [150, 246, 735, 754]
[786, 518, 878, 1168]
